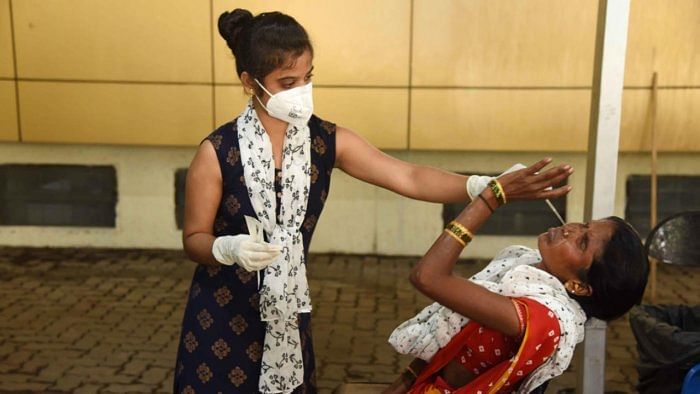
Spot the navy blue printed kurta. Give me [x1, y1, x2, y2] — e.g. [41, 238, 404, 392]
[173, 115, 336, 393]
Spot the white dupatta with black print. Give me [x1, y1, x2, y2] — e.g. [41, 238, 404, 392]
[237, 100, 312, 394]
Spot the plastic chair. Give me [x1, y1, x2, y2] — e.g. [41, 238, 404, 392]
[641, 211, 700, 394]
[630, 304, 700, 393]
[682, 364, 700, 394]
[645, 211, 700, 267]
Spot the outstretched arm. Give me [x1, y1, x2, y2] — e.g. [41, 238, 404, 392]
[410, 158, 573, 335]
[335, 126, 470, 203]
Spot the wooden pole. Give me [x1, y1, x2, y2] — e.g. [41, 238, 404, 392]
[650, 72, 658, 303]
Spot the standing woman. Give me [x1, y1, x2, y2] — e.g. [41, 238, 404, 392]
[174, 9, 568, 394]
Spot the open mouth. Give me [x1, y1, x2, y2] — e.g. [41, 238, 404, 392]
[547, 227, 561, 243]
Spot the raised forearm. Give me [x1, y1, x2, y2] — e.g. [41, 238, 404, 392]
[410, 189, 493, 285]
[409, 159, 573, 335]
[410, 187, 523, 336]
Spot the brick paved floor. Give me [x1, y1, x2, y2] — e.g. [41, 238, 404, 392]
[0, 247, 698, 393]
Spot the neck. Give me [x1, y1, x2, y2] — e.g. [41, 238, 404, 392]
[252, 97, 288, 137]
[533, 256, 550, 274]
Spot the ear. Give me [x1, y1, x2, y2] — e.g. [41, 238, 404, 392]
[564, 279, 593, 296]
[240, 71, 255, 94]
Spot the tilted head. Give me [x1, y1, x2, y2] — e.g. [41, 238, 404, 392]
[538, 216, 649, 321]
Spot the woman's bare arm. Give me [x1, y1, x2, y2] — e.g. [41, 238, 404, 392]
[181, 140, 222, 266]
[335, 127, 471, 203]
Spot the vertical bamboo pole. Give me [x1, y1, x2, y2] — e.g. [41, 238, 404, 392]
[650, 72, 658, 303]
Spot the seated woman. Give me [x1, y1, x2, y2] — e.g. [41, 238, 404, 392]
[384, 158, 649, 394]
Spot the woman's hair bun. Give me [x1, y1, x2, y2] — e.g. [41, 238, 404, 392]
[218, 8, 253, 51]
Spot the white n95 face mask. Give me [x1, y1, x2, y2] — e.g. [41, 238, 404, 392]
[254, 79, 313, 126]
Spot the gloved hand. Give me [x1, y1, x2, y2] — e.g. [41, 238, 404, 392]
[211, 234, 282, 272]
[466, 163, 527, 200]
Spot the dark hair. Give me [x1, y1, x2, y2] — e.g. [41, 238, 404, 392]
[217, 9, 313, 91]
[571, 216, 649, 321]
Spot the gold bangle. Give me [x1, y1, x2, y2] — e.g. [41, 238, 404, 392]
[444, 228, 467, 246]
[488, 179, 507, 206]
[446, 221, 474, 245]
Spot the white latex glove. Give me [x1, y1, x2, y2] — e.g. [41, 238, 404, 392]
[211, 234, 282, 272]
[465, 163, 527, 200]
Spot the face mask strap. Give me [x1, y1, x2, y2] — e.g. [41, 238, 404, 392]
[253, 95, 269, 112]
[252, 78, 273, 113]
[254, 78, 274, 97]
[251, 78, 313, 125]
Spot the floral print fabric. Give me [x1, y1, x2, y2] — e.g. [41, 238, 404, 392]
[412, 297, 561, 394]
[173, 108, 336, 393]
[237, 100, 312, 393]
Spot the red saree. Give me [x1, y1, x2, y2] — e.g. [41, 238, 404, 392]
[410, 297, 561, 394]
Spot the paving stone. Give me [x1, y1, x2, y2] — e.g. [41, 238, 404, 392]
[120, 359, 149, 377]
[48, 374, 84, 392]
[73, 384, 105, 394]
[67, 365, 118, 379]
[322, 363, 349, 380]
[0, 248, 696, 393]
[0, 381, 51, 391]
[2, 349, 33, 366]
[102, 383, 154, 393]
[33, 363, 73, 382]
[139, 366, 169, 385]
[18, 357, 49, 374]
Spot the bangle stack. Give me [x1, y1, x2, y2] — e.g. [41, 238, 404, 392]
[444, 220, 474, 247]
[488, 179, 507, 206]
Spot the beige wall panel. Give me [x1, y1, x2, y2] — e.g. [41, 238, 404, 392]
[0, 81, 18, 141]
[214, 85, 250, 126]
[310, 171, 377, 254]
[217, 86, 409, 149]
[13, 0, 211, 82]
[412, 0, 597, 87]
[620, 89, 700, 152]
[19, 82, 212, 146]
[626, 0, 700, 86]
[411, 89, 590, 151]
[213, 0, 409, 86]
[314, 88, 408, 149]
[0, 0, 13, 78]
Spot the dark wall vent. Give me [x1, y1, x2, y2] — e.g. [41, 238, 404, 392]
[0, 164, 117, 227]
[175, 169, 187, 229]
[626, 175, 700, 237]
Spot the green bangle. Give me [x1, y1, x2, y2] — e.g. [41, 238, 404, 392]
[488, 179, 507, 206]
